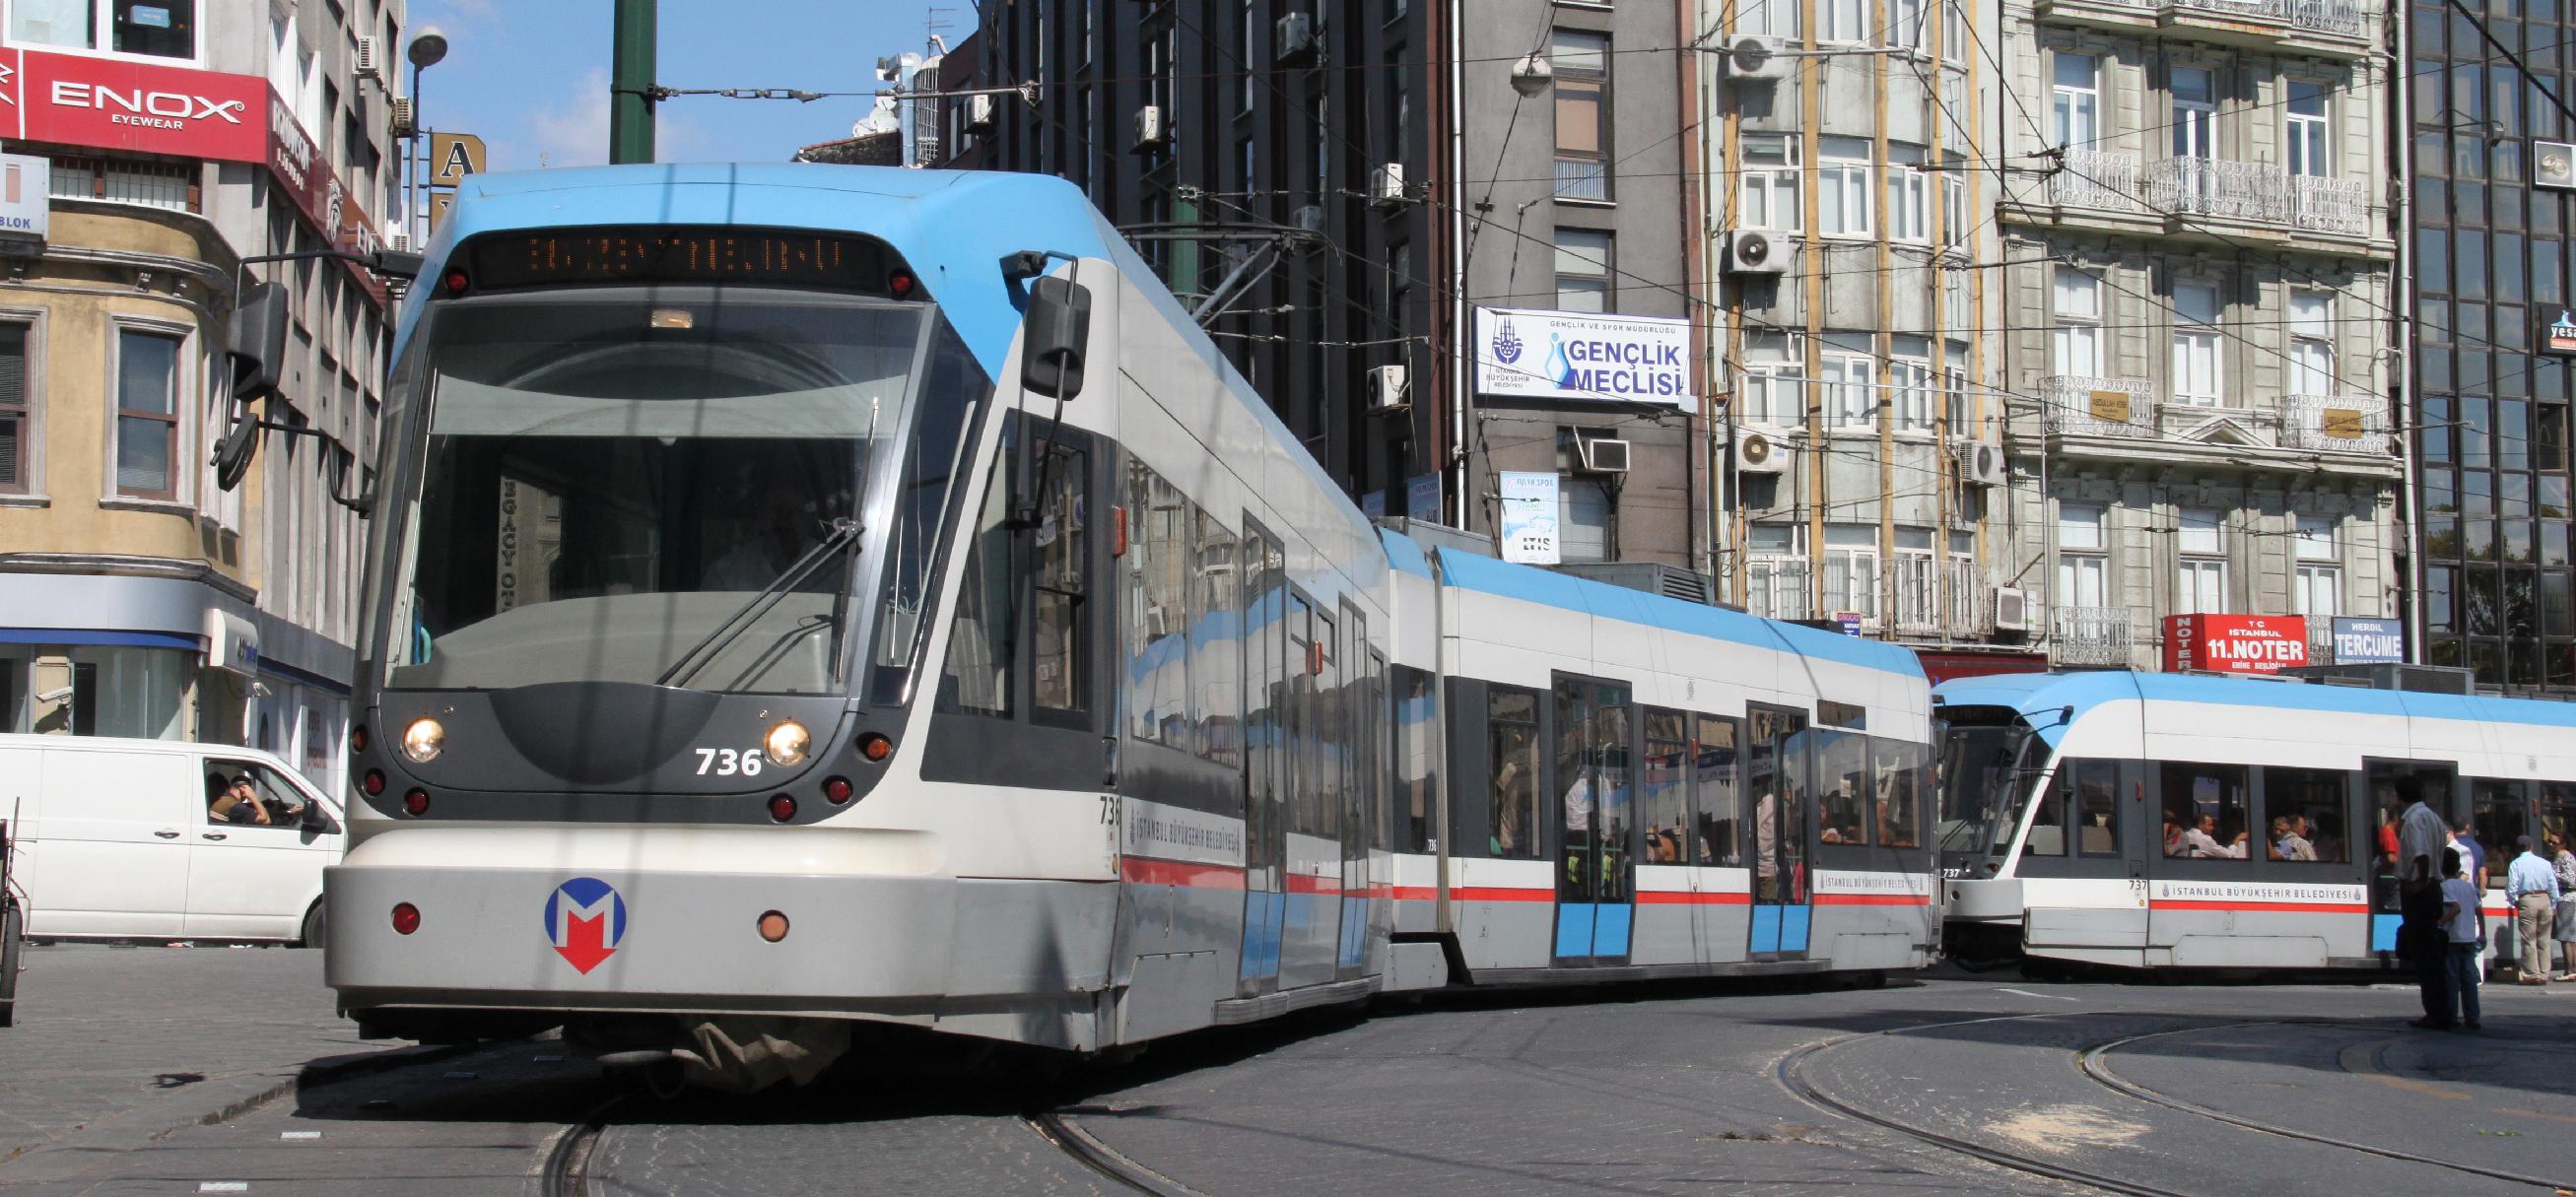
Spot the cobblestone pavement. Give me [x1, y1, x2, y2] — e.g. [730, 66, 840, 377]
[0, 944, 393, 1168]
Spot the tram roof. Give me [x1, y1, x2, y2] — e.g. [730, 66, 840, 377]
[1433, 548, 1928, 681]
[1932, 669, 2576, 733]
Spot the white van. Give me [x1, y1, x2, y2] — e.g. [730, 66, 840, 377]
[0, 735, 345, 946]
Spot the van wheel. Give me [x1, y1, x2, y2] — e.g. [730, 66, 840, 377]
[297, 900, 327, 950]
[0, 902, 22, 1027]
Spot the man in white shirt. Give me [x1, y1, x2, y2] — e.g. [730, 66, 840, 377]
[2396, 777, 2454, 1029]
[2507, 834, 2563, 984]
[2178, 814, 2248, 859]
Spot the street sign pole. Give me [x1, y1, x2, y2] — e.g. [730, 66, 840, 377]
[610, 0, 656, 165]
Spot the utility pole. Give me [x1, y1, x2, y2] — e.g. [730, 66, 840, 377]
[610, 0, 656, 165]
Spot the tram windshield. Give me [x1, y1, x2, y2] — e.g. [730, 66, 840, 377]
[377, 288, 983, 696]
[1935, 706, 2045, 858]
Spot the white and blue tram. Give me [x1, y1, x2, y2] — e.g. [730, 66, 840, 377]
[322, 165, 1937, 1085]
[1934, 669, 2576, 973]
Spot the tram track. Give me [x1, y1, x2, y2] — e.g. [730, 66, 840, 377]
[1778, 1011, 2575, 1197]
[1026, 1107, 1210, 1196]
[537, 1095, 623, 1197]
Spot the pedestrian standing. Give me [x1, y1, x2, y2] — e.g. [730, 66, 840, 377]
[2442, 847, 2483, 1031]
[2456, 820, 2490, 891]
[2550, 833, 2576, 981]
[2396, 777, 2454, 1030]
[2507, 834, 2563, 984]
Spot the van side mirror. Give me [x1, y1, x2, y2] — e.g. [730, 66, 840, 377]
[1020, 276, 1091, 400]
[300, 802, 328, 832]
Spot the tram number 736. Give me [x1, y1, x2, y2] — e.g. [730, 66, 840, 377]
[695, 748, 766, 777]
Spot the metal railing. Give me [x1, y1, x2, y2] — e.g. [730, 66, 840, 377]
[2041, 375, 2156, 438]
[2053, 606, 2135, 667]
[2073, 0, 2364, 34]
[2305, 621, 2339, 665]
[2278, 394, 2389, 452]
[2048, 149, 2139, 212]
[2141, 159, 2372, 235]
[2289, 173, 2369, 234]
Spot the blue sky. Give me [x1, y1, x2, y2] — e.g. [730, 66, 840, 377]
[405, 0, 970, 172]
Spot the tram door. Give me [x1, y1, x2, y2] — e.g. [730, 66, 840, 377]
[1235, 527, 1288, 997]
[2364, 759, 2457, 957]
[1551, 676, 1635, 965]
[1748, 705, 1812, 959]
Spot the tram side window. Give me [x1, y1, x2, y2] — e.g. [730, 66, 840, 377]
[1872, 738, 1924, 849]
[1193, 510, 1243, 766]
[1643, 709, 1691, 863]
[2542, 783, 2576, 859]
[1394, 665, 1436, 852]
[2260, 766, 2349, 863]
[1124, 460, 1195, 748]
[1489, 687, 1542, 858]
[2024, 769, 2068, 857]
[2161, 762, 2252, 859]
[1814, 728, 1868, 846]
[2069, 760, 2119, 856]
[938, 436, 1014, 716]
[1694, 715, 1743, 866]
[1031, 441, 1090, 714]
[2473, 780, 2525, 885]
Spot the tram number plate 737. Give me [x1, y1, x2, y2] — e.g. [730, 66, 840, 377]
[695, 748, 766, 777]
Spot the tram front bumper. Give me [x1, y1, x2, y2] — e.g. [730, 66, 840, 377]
[323, 827, 1117, 1028]
[1942, 876, 2023, 923]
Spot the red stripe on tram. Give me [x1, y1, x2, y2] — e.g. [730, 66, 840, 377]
[2148, 899, 2368, 915]
[1636, 891, 1756, 905]
[1119, 857, 1248, 891]
[1813, 893, 1933, 906]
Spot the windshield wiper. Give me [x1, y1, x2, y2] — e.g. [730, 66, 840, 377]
[657, 517, 862, 689]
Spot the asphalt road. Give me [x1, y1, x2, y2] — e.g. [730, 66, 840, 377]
[4, 948, 2573, 1196]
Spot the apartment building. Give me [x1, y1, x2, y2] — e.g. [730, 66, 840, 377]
[0, 0, 406, 792]
[1994, 0, 2403, 669]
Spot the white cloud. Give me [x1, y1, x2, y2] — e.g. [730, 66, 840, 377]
[527, 67, 611, 169]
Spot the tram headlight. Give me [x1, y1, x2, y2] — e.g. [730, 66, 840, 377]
[400, 717, 445, 763]
[764, 719, 811, 766]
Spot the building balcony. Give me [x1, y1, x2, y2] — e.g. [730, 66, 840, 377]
[2034, 0, 2369, 58]
[2052, 606, 2136, 667]
[2047, 149, 2141, 214]
[2141, 158, 2372, 238]
[2277, 394, 2390, 454]
[2041, 375, 2155, 439]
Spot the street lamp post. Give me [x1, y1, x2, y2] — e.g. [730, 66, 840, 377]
[406, 29, 447, 249]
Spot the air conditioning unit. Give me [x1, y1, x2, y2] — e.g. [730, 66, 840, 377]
[1133, 104, 1169, 149]
[1733, 428, 1790, 475]
[1368, 364, 1410, 413]
[1578, 436, 1632, 475]
[1994, 586, 2031, 632]
[1292, 204, 1326, 233]
[385, 225, 410, 253]
[1721, 229, 1793, 276]
[1275, 13, 1320, 64]
[1370, 163, 1406, 208]
[354, 34, 383, 83]
[388, 97, 416, 138]
[1720, 34, 1795, 83]
[964, 93, 997, 134]
[1953, 439, 2005, 487]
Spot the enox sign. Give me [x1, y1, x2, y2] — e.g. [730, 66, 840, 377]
[2538, 139, 2576, 190]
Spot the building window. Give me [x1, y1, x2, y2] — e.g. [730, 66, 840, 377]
[1740, 134, 1801, 232]
[1819, 138, 1872, 235]
[1822, 525, 1879, 621]
[1942, 0, 1966, 62]
[1941, 173, 1967, 246]
[2054, 53, 2100, 149]
[48, 155, 194, 213]
[1944, 363, 1971, 436]
[1825, 353, 1873, 428]
[1747, 524, 1810, 620]
[2172, 281, 2222, 407]
[1555, 228, 1612, 312]
[1820, 0, 1865, 42]
[2290, 290, 2335, 395]
[2286, 82, 2329, 177]
[2172, 67, 2215, 163]
[10, 0, 197, 60]
[1743, 363, 1803, 425]
[2295, 514, 2340, 620]
[2177, 507, 2226, 614]
[1240, 0, 1256, 113]
[1741, 0, 1801, 37]
[113, 328, 180, 500]
[1895, 528, 1936, 630]
[0, 323, 27, 494]
[1947, 530, 1976, 629]
[1893, 356, 1933, 431]
[1552, 30, 1610, 202]
[2059, 501, 2107, 608]
[2052, 266, 2103, 375]
[1887, 164, 1931, 242]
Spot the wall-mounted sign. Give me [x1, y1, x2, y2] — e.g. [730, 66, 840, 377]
[1496, 471, 1560, 565]
[0, 152, 48, 241]
[1835, 612, 1864, 636]
[2320, 408, 2365, 439]
[2331, 617, 2404, 665]
[0, 48, 266, 162]
[2162, 613, 2309, 675]
[430, 131, 486, 185]
[2543, 309, 2576, 356]
[1474, 306, 1692, 410]
[1405, 473, 1442, 524]
[2538, 139, 2576, 190]
[2088, 389, 2132, 423]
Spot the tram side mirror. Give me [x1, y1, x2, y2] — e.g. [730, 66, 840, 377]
[372, 249, 424, 280]
[229, 282, 290, 403]
[213, 398, 259, 493]
[1020, 276, 1091, 400]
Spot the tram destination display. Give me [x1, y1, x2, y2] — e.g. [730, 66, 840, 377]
[466, 227, 899, 293]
